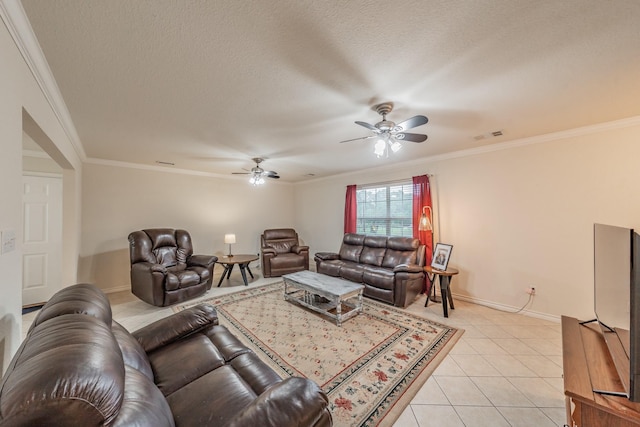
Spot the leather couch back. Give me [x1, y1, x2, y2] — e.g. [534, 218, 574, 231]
[0, 284, 174, 427]
[129, 228, 194, 268]
[339, 233, 424, 267]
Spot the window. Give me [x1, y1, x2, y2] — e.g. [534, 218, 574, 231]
[356, 181, 413, 237]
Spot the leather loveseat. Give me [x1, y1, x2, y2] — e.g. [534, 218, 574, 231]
[0, 283, 332, 427]
[314, 233, 425, 308]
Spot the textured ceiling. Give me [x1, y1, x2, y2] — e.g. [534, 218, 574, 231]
[19, 0, 640, 182]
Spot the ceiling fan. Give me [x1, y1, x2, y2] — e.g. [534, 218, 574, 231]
[232, 157, 280, 185]
[340, 102, 428, 157]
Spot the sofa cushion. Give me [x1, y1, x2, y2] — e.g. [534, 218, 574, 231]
[339, 233, 365, 262]
[382, 237, 420, 268]
[165, 269, 200, 290]
[113, 366, 175, 427]
[30, 282, 112, 331]
[316, 259, 344, 276]
[363, 266, 395, 291]
[270, 252, 306, 269]
[340, 262, 365, 283]
[360, 236, 387, 266]
[112, 321, 154, 381]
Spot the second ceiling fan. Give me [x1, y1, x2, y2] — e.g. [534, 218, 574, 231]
[340, 102, 428, 157]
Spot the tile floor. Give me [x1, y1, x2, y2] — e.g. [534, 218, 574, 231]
[22, 268, 566, 427]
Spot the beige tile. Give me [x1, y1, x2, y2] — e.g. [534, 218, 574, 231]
[454, 406, 511, 427]
[507, 377, 565, 407]
[470, 376, 535, 407]
[492, 338, 539, 355]
[497, 407, 559, 427]
[485, 354, 537, 377]
[432, 355, 467, 377]
[465, 338, 509, 355]
[513, 355, 563, 378]
[411, 377, 451, 405]
[450, 354, 501, 377]
[449, 338, 479, 355]
[474, 324, 514, 338]
[412, 404, 465, 427]
[434, 376, 492, 406]
[539, 406, 567, 426]
[519, 338, 562, 356]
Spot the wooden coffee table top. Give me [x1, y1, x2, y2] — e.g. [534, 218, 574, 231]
[216, 254, 258, 265]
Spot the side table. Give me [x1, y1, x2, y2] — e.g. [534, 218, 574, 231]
[424, 265, 459, 318]
[216, 254, 259, 287]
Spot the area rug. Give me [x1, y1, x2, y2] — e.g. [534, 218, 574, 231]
[175, 282, 463, 427]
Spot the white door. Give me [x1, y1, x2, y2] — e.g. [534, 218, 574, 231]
[22, 174, 63, 307]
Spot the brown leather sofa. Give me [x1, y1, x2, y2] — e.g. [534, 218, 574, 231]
[0, 283, 332, 426]
[261, 228, 309, 277]
[128, 228, 217, 307]
[314, 233, 425, 308]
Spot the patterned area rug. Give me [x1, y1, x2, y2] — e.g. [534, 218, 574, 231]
[175, 282, 462, 427]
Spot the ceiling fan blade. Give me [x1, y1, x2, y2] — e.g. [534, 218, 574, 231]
[355, 121, 379, 132]
[395, 132, 428, 143]
[339, 135, 376, 143]
[267, 175, 280, 179]
[264, 170, 279, 177]
[395, 115, 428, 131]
[232, 172, 251, 175]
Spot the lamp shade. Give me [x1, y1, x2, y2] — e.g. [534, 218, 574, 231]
[224, 234, 236, 244]
[418, 206, 433, 231]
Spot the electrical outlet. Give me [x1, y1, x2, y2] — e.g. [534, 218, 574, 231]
[526, 287, 536, 295]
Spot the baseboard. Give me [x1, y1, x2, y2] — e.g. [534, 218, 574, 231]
[450, 292, 560, 323]
[102, 284, 130, 294]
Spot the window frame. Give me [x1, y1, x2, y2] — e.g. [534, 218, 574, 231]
[355, 180, 413, 237]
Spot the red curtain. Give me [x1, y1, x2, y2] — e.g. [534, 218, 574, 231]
[413, 175, 433, 294]
[344, 184, 357, 234]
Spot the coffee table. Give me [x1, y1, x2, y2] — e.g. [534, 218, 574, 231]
[216, 254, 259, 287]
[282, 270, 364, 326]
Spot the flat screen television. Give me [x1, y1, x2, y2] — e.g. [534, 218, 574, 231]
[593, 223, 640, 401]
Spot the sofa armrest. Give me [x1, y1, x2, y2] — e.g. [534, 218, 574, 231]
[133, 304, 218, 353]
[228, 377, 331, 427]
[291, 245, 309, 254]
[314, 252, 339, 261]
[188, 254, 217, 268]
[393, 263, 424, 274]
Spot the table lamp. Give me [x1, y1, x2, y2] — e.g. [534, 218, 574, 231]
[224, 233, 236, 257]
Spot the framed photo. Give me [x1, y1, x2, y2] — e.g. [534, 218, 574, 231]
[431, 243, 453, 271]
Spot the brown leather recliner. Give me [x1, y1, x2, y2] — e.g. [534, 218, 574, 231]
[261, 228, 309, 277]
[128, 228, 217, 306]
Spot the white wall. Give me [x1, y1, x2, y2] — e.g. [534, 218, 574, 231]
[79, 162, 296, 292]
[0, 9, 82, 372]
[295, 121, 640, 321]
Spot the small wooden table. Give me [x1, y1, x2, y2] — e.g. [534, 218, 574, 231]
[424, 265, 459, 318]
[216, 254, 259, 287]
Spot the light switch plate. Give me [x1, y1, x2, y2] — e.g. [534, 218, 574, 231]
[1, 229, 16, 254]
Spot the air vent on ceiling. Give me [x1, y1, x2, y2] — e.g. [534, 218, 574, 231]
[473, 130, 504, 141]
[155, 160, 175, 166]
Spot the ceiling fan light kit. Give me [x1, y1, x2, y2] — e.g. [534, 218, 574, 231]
[232, 157, 280, 186]
[340, 102, 429, 158]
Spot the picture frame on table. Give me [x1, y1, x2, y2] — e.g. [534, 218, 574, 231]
[431, 243, 453, 271]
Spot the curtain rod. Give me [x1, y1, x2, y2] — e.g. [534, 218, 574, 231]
[356, 174, 433, 188]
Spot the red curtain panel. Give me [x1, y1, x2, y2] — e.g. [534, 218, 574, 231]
[344, 184, 357, 234]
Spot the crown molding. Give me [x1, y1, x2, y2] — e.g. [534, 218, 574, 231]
[0, 0, 86, 161]
[85, 157, 293, 186]
[299, 115, 640, 185]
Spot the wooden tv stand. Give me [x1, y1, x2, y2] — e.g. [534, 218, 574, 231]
[562, 316, 640, 426]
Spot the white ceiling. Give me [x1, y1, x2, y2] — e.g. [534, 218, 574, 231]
[19, 0, 640, 182]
